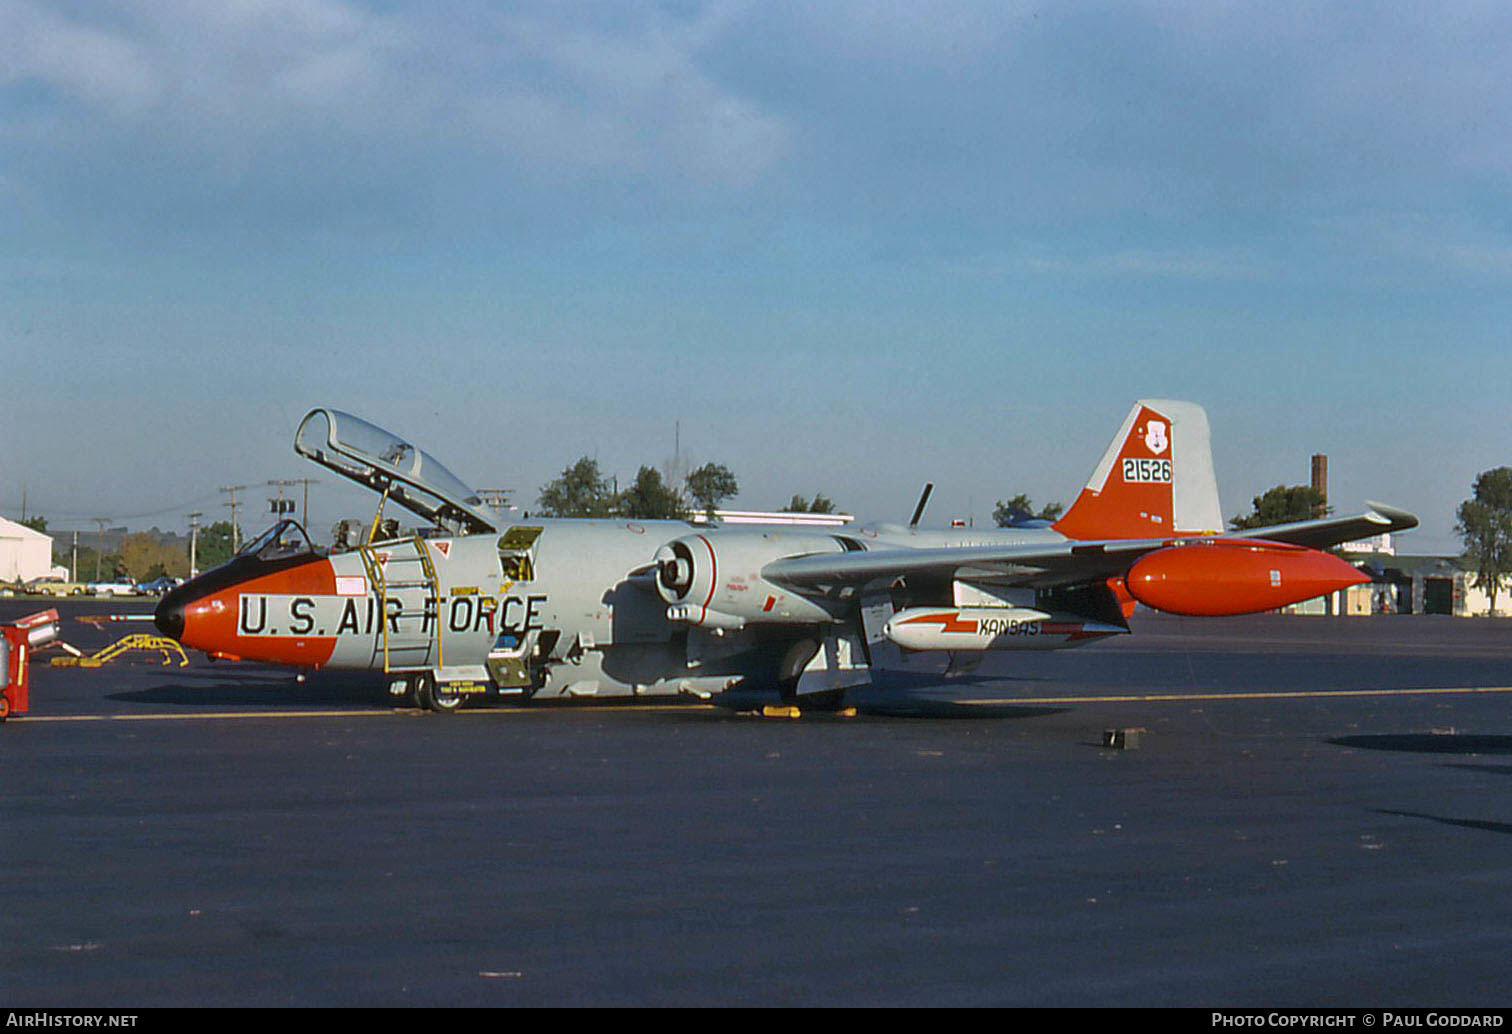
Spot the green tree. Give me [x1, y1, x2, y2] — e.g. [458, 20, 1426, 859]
[20, 515, 47, 534]
[619, 466, 686, 520]
[93, 552, 127, 580]
[685, 462, 739, 518]
[61, 544, 86, 578]
[1456, 467, 1512, 616]
[120, 533, 158, 581]
[1229, 485, 1328, 531]
[784, 493, 836, 514]
[198, 520, 237, 569]
[52, 543, 92, 581]
[537, 457, 616, 518]
[120, 532, 190, 580]
[993, 494, 1063, 526]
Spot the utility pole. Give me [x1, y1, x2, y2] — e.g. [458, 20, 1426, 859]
[70, 530, 78, 582]
[269, 478, 317, 530]
[90, 517, 109, 580]
[220, 485, 247, 552]
[187, 511, 202, 577]
[296, 478, 316, 531]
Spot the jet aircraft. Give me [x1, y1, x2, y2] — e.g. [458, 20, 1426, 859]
[155, 401, 1418, 711]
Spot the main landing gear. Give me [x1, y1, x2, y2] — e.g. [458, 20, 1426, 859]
[394, 671, 468, 713]
[776, 638, 848, 712]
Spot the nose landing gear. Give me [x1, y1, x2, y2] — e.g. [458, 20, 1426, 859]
[390, 670, 472, 712]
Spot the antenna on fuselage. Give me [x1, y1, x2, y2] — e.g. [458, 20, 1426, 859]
[909, 483, 934, 528]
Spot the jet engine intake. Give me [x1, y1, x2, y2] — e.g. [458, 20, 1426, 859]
[657, 540, 696, 599]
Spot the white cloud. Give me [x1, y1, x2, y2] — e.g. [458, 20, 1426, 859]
[1441, 244, 1512, 276]
[448, 5, 790, 184]
[947, 247, 1264, 284]
[771, 0, 1036, 67]
[0, 0, 161, 114]
[0, 0, 792, 196]
[4, 0, 1510, 265]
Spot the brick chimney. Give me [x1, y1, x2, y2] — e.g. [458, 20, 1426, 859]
[1310, 454, 1328, 517]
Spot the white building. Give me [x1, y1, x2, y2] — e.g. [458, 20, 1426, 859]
[1342, 532, 1394, 555]
[0, 517, 56, 584]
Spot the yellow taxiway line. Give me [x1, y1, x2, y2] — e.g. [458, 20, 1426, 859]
[957, 686, 1512, 706]
[15, 687, 1512, 723]
[18, 709, 417, 723]
[13, 704, 716, 723]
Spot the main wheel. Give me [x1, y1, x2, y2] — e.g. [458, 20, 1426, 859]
[412, 671, 437, 711]
[430, 680, 466, 713]
[414, 671, 465, 713]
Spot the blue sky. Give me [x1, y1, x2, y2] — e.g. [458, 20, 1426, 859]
[4, 1, 1511, 552]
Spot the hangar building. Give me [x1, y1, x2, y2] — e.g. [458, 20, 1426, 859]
[0, 517, 56, 584]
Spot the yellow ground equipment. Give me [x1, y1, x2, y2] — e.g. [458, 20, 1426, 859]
[51, 633, 189, 668]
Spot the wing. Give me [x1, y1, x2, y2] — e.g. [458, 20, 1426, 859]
[762, 502, 1419, 592]
[1226, 501, 1417, 551]
[763, 537, 1167, 592]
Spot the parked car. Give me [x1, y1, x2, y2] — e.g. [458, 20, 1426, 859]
[24, 577, 87, 597]
[88, 577, 140, 597]
[136, 576, 182, 596]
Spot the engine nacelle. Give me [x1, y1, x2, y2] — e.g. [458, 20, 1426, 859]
[654, 530, 846, 629]
[1124, 539, 1369, 616]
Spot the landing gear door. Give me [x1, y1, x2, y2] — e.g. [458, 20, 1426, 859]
[497, 526, 542, 584]
[489, 526, 544, 692]
[487, 629, 538, 692]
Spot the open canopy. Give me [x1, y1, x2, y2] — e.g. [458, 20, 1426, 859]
[293, 408, 497, 535]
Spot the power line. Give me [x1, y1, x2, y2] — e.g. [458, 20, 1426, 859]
[269, 477, 318, 529]
[5, 491, 224, 527]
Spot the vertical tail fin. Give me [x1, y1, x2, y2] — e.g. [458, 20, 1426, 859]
[1052, 399, 1223, 541]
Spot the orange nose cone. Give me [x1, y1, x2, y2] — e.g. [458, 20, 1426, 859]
[157, 556, 339, 667]
[1126, 541, 1369, 617]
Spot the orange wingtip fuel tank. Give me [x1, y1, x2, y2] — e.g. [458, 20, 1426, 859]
[1124, 540, 1369, 617]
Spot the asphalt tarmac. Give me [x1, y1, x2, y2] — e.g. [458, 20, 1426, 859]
[4, 598, 1512, 1007]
